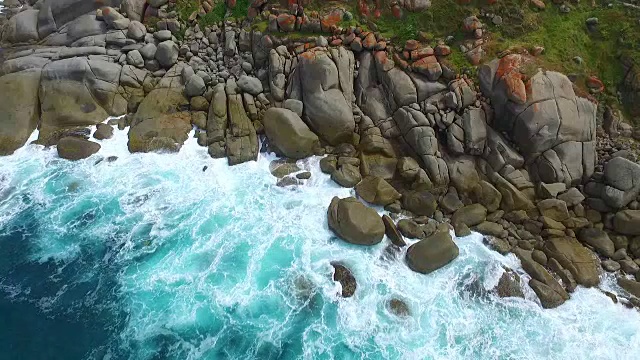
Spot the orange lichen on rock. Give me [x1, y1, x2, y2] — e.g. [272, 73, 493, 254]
[496, 54, 530, 104]
[321, 9, 343, 32]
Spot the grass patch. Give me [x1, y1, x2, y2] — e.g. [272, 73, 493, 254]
[176, 0, 199, 23]
[374, 0, 476, 43]
[199, 1, 227, 27]
[488, 3, 640, 98]
[252, 20, 269, 33]
[231, 0, 249, 19]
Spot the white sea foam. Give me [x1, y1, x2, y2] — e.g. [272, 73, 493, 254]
[1, 122, 640, 359]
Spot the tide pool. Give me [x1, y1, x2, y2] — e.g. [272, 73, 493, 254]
[1, 123, 639, 360]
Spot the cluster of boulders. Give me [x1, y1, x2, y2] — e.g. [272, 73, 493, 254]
[0, 0, 190, 156]
[2, 0, 640, 310]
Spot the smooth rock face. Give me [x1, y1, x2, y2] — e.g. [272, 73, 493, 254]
[331, 164, 362, 188]
[297, 50, 355, 145]
[382, 215, 406, 247]
[263, 108, 319, 159]
[226, 93, 258, 165]
[355, 176, 401, 206]
[236, 75, 263, 95]
[613, 210, 640, 235]
[543, 237, 599, 287]
[57, 136, 101, 160]
[602, 157, 640, 208]
[129, 88, 191, 153]
[514, 248, 569, 307]
[452, 204, 487, 227]
[577, 228, 615, 258]
[479, 56, 596, 185]
[406, 231, 459, 274]
[127, 20, 146, 40]
[93, 123, 114, 140]
[529, 279, 566, 309]
[4, 9, 40, 43]
[537, 199, 569, 221]
[618, 278, 640, 298]
[37, 0, 121, 39]
[0, 70, 41, 155]
[185, 75, 206, 97]
[402, 190, 437, 216]
[38, 58, 126, 144]
[156, 41, 179, 68]
[327, 197, 385, 245]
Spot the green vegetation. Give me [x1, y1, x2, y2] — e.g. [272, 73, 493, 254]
[174, 0, 249, 27]
[368, 0, 640, 115]
[231, 0, 250, 19]
[171, 0, 640, 118]
[252, 19, 269, 33]
[176, 0, 200, 23]
[199, 1, 227, 26]
[374, 0, 476, 43]
[490, 4, 640, 94]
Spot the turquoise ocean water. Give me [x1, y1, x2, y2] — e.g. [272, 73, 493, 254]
[1, 120, 639, 360]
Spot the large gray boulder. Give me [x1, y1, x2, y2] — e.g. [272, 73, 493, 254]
[406, 231, 459, 274]
[121, 0, 147, 21]
[156, 40, 179, 68]
[3, 9, 40, 43]
[577, 228, 615, 258]
[402, 190, 437, 216]
[185, 74, 206, 97]
[514, 248, 569, 308]
[129, 87, 191, 153]
[37, 0, 122, 39]
[543, 237, 599, 287]
[613, 210, 640, 235]
[263, 108, 319, 159]
[327, 197, 385, 245]
[237, 75, 263, 95]
[296, 50, 355, 145]
[38, 58, 126, 144]
[479, 55, 596, 185]
[602, 157, 640, 209]
[0, 70, 41, 155]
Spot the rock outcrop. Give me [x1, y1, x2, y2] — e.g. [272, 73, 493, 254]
[263, 108, 319, 159]
[294, 49, 355, 145]
[479, 54, 597, 185]
[406, 231, 459, 274]
[327, 196, 385, 246]
[0, 69, 41, 155]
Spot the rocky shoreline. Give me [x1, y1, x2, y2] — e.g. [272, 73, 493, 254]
[2, 0, 640, 311]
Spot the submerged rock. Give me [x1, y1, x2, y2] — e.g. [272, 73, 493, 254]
[494, 270, 524, 298]
[387, 298, 410, 317]
[269, 160, 300, 178]
[331, 262, 356, 297]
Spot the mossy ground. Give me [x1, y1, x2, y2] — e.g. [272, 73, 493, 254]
[370, 0, 640, 118]
[171, 0, 640, 120]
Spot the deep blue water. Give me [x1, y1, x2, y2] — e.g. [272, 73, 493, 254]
[1, 126, 639, 360]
